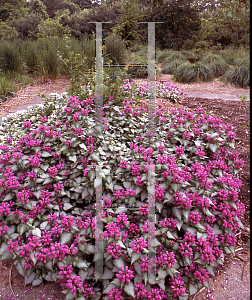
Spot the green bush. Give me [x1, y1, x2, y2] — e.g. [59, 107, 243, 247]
[161, 52, 186, 65]
[0, 41, 22, 74]
[156, 50, 177, 63]
[173, 61, 214, 83]
[104, 34, 127, 65]
[80, 38, 96, 70]
[219, 46, 250, 65]
[221, 58, 250, 88]
[22, 40, 41, 75]
[39, 39, 59, 79]
[161, 60, 185, 75]
[180, 49, 204, 63]
[0, 75, 17, 102]
[195, 41, 210, 50]
[201, 54, 230, 77]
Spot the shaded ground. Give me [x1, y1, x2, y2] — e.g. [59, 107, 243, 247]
[0, 78, 250, 300]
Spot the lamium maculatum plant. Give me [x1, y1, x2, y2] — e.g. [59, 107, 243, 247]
[0, 78, 245, 300]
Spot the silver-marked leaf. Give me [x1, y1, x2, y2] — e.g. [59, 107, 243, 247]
[133, 262, 141, 276]
[65, 290, 75, 300]
[189, 283, 198, 295]
[15, 262, 25, 276]
[206, 265, 215, 277]
[131, 252, 141, 265]
[209, 143, 218, 153]
[63, 203, 73, 211]
[113, 257, 125, 269]
[40, 221, 48, 230]
[41, 151, 51, 157]
[25, 272, 35, 286]
[115, 206, 127, 214]
[127, 248, 133, 257]
[100, 267, 114, 280]
[31, 228, 41, 237]
[172, 207, 182, 221]
[17, 223, 29, 235]
[124, 282, 135, 298]
[103, 283, 116, 294]
[0, 243, 7, 255]
[0, 251, 13, 261]
[76, 258, 88, 269]
[110, 277, 120, 287]
[60, 232, 72, 245]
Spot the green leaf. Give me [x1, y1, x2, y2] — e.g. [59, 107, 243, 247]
[124, 282, 135, 298]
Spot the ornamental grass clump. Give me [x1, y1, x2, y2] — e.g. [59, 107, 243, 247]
[173, 62, 214, 83]
[220, 58, 250, 89]
[161, 60, 185, 75]
[0, 79, 245, 300]
[201, 54, 230, 77]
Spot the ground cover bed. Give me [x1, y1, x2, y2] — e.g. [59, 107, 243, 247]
[0, 76, 250, 300]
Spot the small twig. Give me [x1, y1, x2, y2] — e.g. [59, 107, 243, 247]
[9, 263, 20, 300]
[241, 260, 250, 281]
[192, 287, 206, 300]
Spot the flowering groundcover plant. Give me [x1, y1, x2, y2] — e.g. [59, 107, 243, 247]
[0, 81, 245, 300]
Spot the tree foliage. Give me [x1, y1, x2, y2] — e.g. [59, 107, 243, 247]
[112, 0, 145, 47]
[0, 0, 26, 22]
[199, 0, 250, 48]
[143, 0, 201, 50]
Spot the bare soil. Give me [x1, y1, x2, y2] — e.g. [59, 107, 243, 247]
[0, 76, 250, 300]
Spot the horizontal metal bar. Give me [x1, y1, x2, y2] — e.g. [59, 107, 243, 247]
[103, 64, 148, 67]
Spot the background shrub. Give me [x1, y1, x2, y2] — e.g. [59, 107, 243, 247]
[219, 46, 250, 66]
[0, 75, 17, 102]
[80, 38, 96, 70]
[161, 60, 185, 75]
[201, 54, 230, 77]
[0, 40, 22, 74]
[173, 61, 214, 83]
[180, 49, 204, 63]
[161, 51, 186, 65]
[221, 58, 250, 88]
[103, 33, 127, 65]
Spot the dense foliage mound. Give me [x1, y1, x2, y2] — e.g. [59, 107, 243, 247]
[0, 80, 245, 300]
[173, 62, 214, 83]
[161, 60, 185, 75]
[221, 58, 250, 88]
[201, 54, 230, 77]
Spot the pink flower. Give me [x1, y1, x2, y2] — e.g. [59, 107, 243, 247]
[116, 265, 134, 284]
